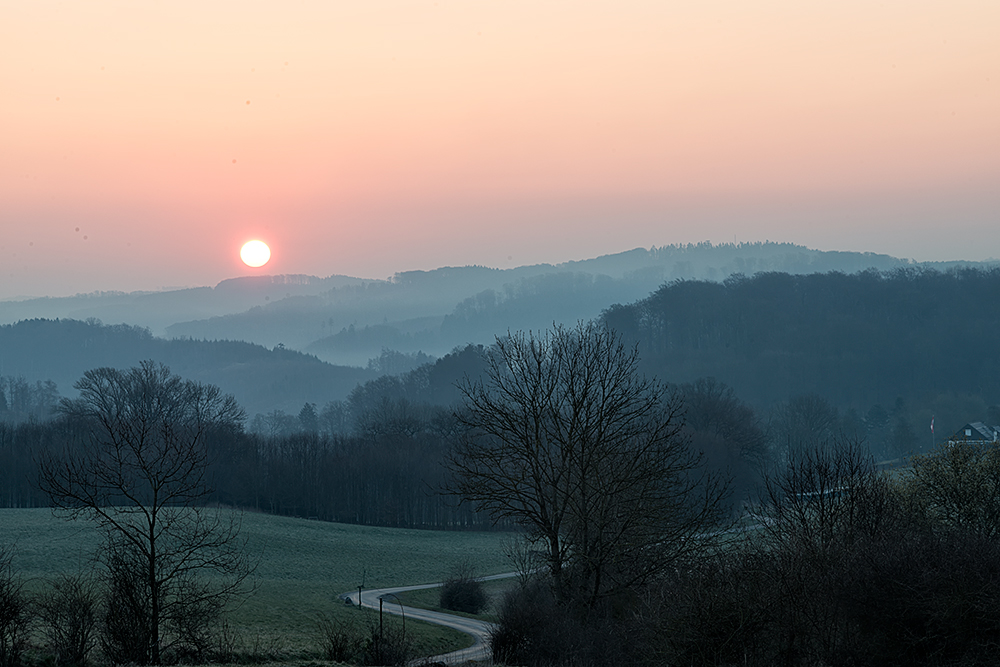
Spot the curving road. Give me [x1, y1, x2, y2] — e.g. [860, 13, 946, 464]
[345, 572, 517, 665]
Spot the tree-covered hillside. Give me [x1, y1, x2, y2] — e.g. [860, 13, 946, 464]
[603, 267, 1000, 437]
[0, 319, 375, 415]
[165, 242, 981, 361]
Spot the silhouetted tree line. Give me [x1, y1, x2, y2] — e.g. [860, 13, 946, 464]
[240, 361, 499, 527]
[0, 410, 490, 529]
[216, 428, 491, 529]
[0, 376, 61, 424]
[0, 344, 495, 526]
[0, 420, 80, 508]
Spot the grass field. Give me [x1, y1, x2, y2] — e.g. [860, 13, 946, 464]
[0, 508, 513, 660]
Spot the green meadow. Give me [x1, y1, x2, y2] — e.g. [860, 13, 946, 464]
[0, 508, 513, 659]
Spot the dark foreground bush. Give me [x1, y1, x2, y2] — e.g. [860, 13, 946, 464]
[439, 577, 487, 615]
[316, 614, 363, 663]
[314, 612, 410, 667]
[489, 444, 1000, 667]
[362, 615, 412, 667]
[0, 548, 30, 667]
[490, 580, 633, 667]
[651, 527, 1000, 667]
[37, 574, 99, 667]
[491, 582, 561, 667]
[649, 444, 1000, 667]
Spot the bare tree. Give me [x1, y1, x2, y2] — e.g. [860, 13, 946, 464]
[449, 323, 727, 606]
[681, 377, 768, 466]
[769, 394, 839, 458]
[755, 440, 896, 553]
[39, 361, 253, 665]
[680, 377, 769, 507]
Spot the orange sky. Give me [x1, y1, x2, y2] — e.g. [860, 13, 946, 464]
[2, 0, 998, 298]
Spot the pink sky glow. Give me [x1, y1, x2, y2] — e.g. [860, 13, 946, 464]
[2, 0, 998, 298]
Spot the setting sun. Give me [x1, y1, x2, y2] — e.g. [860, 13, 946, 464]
[240, 240, 271, 268]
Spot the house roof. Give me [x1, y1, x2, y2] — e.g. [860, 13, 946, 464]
[948, 422, 1000, 443]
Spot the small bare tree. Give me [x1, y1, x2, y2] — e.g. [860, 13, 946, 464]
[39, 361, 253, 665]
[0, 546, 30, 667]
[37, 573, 99, 667]
[449, 323, 727, 606]
[755, 441, 897, 553]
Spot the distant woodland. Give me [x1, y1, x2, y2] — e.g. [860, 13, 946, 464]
[0, 318, 376, 415]
[5, 242, 985, 365]
[604, 267, 1000, 443]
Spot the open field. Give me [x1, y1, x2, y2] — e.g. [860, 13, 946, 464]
[0, 508, 513, 659]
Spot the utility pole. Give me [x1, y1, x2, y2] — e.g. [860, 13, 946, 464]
[357, 567, 366, 610]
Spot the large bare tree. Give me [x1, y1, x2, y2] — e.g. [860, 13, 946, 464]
[449, 323, 727, 605]
[39, 361, 252, 665]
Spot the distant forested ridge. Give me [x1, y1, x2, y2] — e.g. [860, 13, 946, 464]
[0, 274, 369, 335]
[182, 242, 935, 360]
[0, 318, 375, 415]
[604, 267, 1000, 425]
[4, 242, 992, 368]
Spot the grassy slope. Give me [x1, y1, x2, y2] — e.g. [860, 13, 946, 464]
[0, 509, 511, 659]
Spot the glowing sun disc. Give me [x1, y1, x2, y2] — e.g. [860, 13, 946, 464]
[240, 240, 271, 267]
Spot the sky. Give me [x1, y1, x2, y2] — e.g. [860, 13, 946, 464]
[2, 0, 998, 299]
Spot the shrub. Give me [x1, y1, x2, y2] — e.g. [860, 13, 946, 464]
[315, 614, 363, 663]
[37, 574, 99, 667]
[361, 614, 411, 667]
[649, 442, 1000, 667]
[490, 582, 562, 667]
[490, 580, 629, 667]
[0, 547, 29, 667]
[441, 567, 489, 614]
